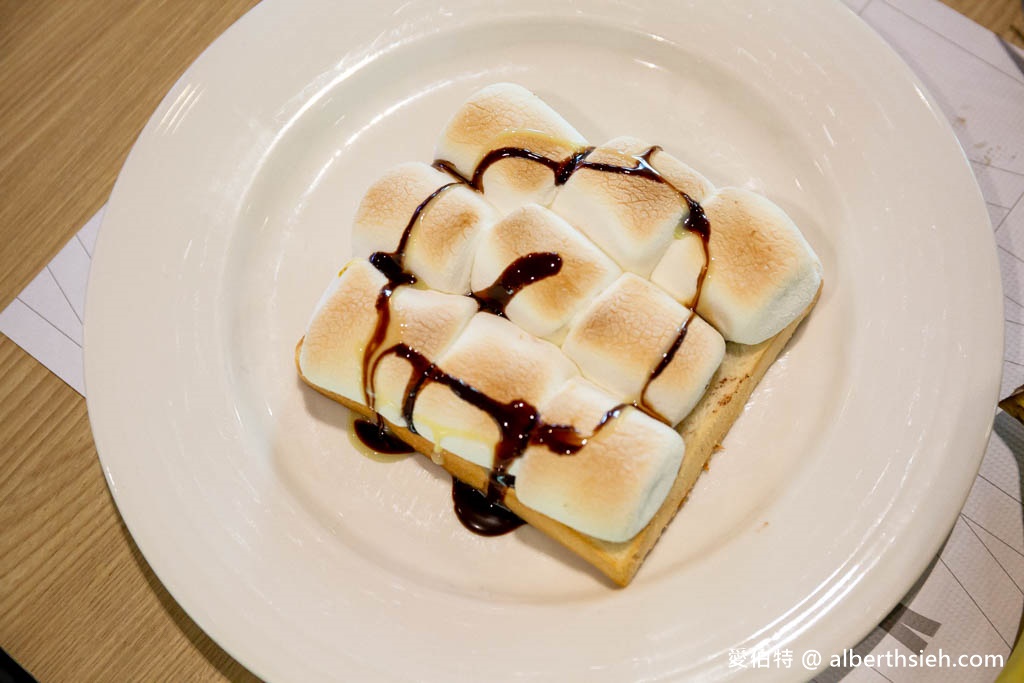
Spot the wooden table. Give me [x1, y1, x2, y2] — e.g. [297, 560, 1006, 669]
[1, 1, 1021, 680]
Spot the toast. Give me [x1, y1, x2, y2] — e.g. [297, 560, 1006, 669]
[295, 83, 822, 586]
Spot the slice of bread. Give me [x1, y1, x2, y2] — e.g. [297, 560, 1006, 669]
[295, 284, 817, 586]
[297, 83, 823, 586]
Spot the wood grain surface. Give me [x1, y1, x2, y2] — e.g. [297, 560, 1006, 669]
[0, 1, 1020, 681]
[943, 0, 1024, 47]
[0, 3, 262, 681]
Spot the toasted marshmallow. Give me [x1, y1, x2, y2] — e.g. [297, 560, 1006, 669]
[515, 377, 685, 542]
[298, 258, 388, 403]
[471, 130, 587, 214]
[652, 187, 822, 344]
[606, 136, 716, 201]
[471, 204, 621, 341]
[550, 137, 714, 276]
[410, 313, 579, 469]
[642, 313, 725, 424]
[434, 82, 588, 178]
[434, 83, 589, 213]
[562, 273, 725, 424]
[351, 162, 497, 294]
[369, 288, 478, 428]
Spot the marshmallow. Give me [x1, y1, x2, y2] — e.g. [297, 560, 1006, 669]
[550, 137, 714, 276]
[642, 313, 725, 425]
[434, 83, 589, 213]
[410, 313, 579, 468]
[470, 204, 621, 341]
[651, 187, 822, 344]
[352, 162, 497, 294]
[562, 273, 725, 425]
[515, 377, 685, 542]
[602, 136, 715, 201]
[471, 130, 586, 214]
[298, 258, 389, 404]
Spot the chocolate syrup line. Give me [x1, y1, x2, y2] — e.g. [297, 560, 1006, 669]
[360, 182, 460, 410]
[637, 311, 698, 417]
[434, 144, 710, 244]
[386, 342, 538, 499]
[383, 181, 462, 275]
[431, 159, 472, 185]
[471, 252, 563, 317]
[637, 212, 710, 418]
[453, 146, 596, 190]
[531, 404, 626, 456]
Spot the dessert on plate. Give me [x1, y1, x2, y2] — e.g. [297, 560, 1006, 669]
[296, 83, 823, 586]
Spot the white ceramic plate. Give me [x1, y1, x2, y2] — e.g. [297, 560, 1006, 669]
[85, 1, 1003, 680]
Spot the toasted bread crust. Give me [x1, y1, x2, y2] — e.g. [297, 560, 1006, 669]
[295, 285, 820, 586]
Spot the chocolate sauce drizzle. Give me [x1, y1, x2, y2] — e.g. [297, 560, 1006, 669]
[452, 146, 597, 189]
[452, 479, 525, 535]
[438, 144, 711, 250]
[471, 252, 563, 317]
[447, 404, 626, 534]
[639, 310, 699, 413]
[383, 342, 537, 498]
[532, 404, 626, 455]
[361, 182, 459, 409]
[354, 140, 714, 535]
[352, 418, 415, 455]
